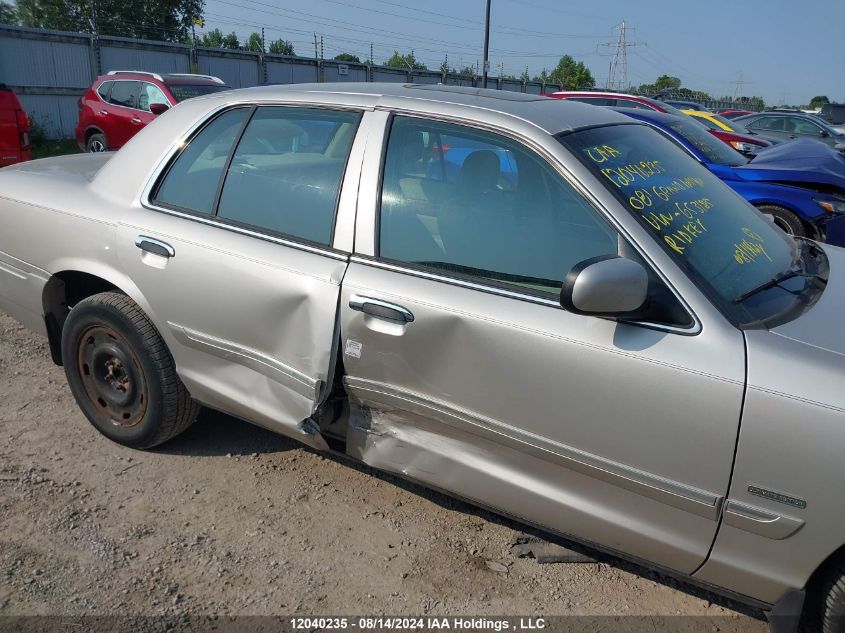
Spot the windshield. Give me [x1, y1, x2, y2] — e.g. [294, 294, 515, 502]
[664, 117, 747, 166]
[166, 84, 230, 102]
[559, 124, 823, 327]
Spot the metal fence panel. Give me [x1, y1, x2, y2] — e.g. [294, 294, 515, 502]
[321, 61, 369, 83]
[197, 51, 260, 88]
[266, 58, 318, 84]
[100, 44, 190, 75]
[372, 67, 407, 83]
[444, 74, 476, 87]
[525, 82, 543, 95]
[501, 79, 523, 92]
[411, 71, 441, 85]
[17, 94, 80, 138]
[0, 36, 91, 88]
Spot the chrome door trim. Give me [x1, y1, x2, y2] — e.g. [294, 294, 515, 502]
[349, 293, 415, 322]
[722, 500, 805, 540]
[349, 255, 701, 336]
[134, 235, 175, 258]
[344, 376, 722, 519]
[170, 323, 321, 401]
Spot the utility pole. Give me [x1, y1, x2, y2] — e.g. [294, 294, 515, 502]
[369, 43, 374, 82]
[482, 0, 491, 88]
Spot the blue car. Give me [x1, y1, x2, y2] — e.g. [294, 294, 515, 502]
[614, 107, 845, 245]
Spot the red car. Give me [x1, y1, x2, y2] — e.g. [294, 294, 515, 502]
[548, 91, 772, 155]
[0, 84, 31, 167]
[75, 71, 230, 153]
[718, 109, 754, 119]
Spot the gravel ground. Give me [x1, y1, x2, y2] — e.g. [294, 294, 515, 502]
[0, 311, 767, 631]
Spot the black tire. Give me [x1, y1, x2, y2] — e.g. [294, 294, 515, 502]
[820, 565, 845, 633]
[86, 132, 108, 153]
[61, 292, 199, 449]
[756, 204, 806, 237]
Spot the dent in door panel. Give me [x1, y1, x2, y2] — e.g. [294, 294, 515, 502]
[344, 398, 720, 573]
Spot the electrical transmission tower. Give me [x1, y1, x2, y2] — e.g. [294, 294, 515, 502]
[600, 21, 642, 92]
[731, 71, 752, 101]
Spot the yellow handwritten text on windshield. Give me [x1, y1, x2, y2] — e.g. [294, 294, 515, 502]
[734, 228, 772, 264]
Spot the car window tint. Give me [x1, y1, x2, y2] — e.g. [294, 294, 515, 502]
[570, 97, 614, 106]
[788, 117, 820, 135]
[108, 81, 139, 109]
[379, 116, 619, 297]
[216, 107, 361, 245]
[139, 82, 169, 112]
[754, 117, 785, 132]
[97, 81, 113, 100]
[153, 108, 250, 214]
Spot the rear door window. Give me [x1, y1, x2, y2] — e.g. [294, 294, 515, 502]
[216, 107, 361, 245]
[108, 81, 140, 109]
[153, 108, 250, 214]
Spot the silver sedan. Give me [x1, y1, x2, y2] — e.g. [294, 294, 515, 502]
[0, 83, 843, 632]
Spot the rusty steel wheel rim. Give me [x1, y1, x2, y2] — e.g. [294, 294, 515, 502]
[76, 325, 148, 428]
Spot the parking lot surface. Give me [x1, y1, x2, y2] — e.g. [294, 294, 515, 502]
[0, 311, 766, 631]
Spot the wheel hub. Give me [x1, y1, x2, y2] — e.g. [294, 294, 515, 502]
[77, 326, 148, 427]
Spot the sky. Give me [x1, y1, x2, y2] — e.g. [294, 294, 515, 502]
[201, 0, 845, 106]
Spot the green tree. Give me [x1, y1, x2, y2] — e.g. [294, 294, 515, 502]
[268, 38, 294, 55]
[200, 27, 223, 47]
[334, 52, 360, 62]
[809, 95, 830, 110]
[17, 0, 203, 42]
[0, 1, 16, 23]
[532, 68, 549, 83]
[221, 31, 239, 49]
[384, 50, 426, 71]
[548, 55, 594, 90]
[654, 74, 681, 90]
[520, 67, 530, 82]
[458, 65, 475, 76]
[245, 31, 263, 53]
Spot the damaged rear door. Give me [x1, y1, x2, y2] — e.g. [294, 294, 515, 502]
[339, 112, 745, 575]
[118, 104, 367, 448]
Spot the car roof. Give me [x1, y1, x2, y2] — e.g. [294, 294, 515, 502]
[228, 83, 633, 135]
[611, 106, 686, 125]
[551, 90, 649, 99]
[100, 71, 225, 85]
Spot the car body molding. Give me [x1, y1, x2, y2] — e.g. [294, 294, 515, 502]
[343, 376, 722, 519]
[169, 322, 321, 401]
[723, 500, 805, 540]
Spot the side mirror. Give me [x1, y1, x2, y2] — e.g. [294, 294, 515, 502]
[819, 130, 829, 138]
[560, 256, 649, 317]
[149, 103, 170, 115]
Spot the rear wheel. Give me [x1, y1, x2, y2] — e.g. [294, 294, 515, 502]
[756, 204, 806, 237]
[816, 565, 845, 633]
[86, 132, 108, 153]
[61, 292, 199, 449]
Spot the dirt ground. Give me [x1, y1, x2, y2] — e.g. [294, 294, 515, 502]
[0, 310, 767, 631]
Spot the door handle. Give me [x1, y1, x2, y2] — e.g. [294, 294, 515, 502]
[135, 236, 175, 258]
[98, 110, 108, 116]
[349, 295, 414, 323]
[131, 117, 142, 124]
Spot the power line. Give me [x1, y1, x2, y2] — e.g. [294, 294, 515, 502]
[599, 20, 643, 91]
